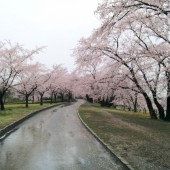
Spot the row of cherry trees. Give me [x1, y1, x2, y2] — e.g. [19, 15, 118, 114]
[0, 41, 74, 110]
[73, 0, 170, 121]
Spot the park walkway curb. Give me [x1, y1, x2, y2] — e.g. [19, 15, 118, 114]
[0, 103, 64, 141]
[77, 110, 134, 170]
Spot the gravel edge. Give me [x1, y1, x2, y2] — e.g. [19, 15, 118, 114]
[77, 110, 134, 170]
[0, 103, 64, 141]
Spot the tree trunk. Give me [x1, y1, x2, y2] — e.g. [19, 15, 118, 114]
[54, 94, 57, 103]
[166, 95, 170, 121]
[40, 94, 43, 105]
[68, 91, 72, 102]
[165, 72, 170, 121]
[50, 93, 53, 104]
[143, 92, 157, 119]
[3, 94, 6, 105]
[134, 94, 138, 112]
[134, 104, 137, 112]
[153, 97, 165, 120]
[32, 90, 35, 104]
[0, 93, 5, 110]
[130, 92, 138, 112]
[25, 94, 29, 108]
[61, 93, 64, 102]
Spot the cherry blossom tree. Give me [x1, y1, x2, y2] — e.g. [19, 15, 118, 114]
[14, 63, 43, 108]
[47, 65, 68, 103]
[73, 41, 105, 102]
[95, 0, 170, 119]
[0, 41, 43, 110]
[73, 0, 170, 120]
[35, 65, 51, 105]
[72, 0, 170, 119]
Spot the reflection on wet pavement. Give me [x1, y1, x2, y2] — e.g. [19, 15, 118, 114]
[0, 100, 125, 170]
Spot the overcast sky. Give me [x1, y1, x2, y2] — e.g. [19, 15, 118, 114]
[0, 0, 102, 71]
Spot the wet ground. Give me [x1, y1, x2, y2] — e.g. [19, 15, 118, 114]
[0, 100, 125, 170]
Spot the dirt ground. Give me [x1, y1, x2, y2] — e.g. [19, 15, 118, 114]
[79, 103, 170, 170]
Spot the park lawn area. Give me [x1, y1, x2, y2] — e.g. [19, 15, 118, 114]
[0, 103, 59, 129]
[79, 102, 170, 170]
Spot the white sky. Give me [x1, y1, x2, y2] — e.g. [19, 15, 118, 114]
[0, 0, 102, 71]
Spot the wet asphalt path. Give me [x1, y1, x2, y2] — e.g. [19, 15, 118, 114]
[0, 100, 125, 170]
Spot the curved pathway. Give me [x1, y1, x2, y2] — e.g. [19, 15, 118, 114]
[0, 100, 125, 170]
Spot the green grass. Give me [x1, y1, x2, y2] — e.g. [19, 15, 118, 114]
[0, 103, 61, 129]
[79, 102, 170, 170]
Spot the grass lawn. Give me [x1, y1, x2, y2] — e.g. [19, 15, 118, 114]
[0, 103, 61, 129]
[79, 102, 170, 170]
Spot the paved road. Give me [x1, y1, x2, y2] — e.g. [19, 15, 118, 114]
[0, 100, 125, 170]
